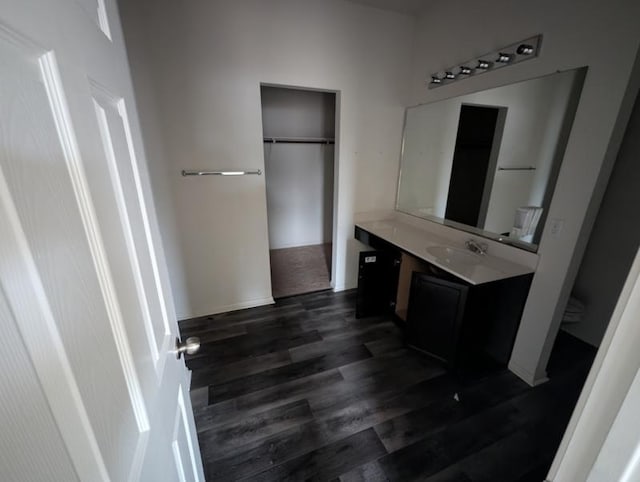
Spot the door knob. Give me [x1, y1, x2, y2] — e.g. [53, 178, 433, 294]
[175, 336, 200, 359]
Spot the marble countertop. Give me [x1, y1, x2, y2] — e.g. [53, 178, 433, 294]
[355, 219, 535, 285]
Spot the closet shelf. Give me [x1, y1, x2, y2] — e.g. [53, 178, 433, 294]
[263, 136, 335, 145]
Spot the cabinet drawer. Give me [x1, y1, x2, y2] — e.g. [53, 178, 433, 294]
[355, 226, 398, 253]
[421, 261, 466, 284]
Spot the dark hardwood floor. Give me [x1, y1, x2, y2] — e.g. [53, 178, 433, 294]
[180, 290, 595, 481]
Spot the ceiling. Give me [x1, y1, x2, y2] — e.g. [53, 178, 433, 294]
[344, 0, 431, 16]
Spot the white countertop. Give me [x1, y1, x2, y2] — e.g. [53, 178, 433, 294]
[356, 219, 535, 285]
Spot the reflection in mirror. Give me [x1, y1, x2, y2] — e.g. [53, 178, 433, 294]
[396, 68, 587, 251]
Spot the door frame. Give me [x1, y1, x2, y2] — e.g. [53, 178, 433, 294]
[259, 82, 340, 291]
[547, 247, 640, 480]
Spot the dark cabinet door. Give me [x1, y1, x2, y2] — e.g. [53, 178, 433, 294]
[406, 272, 469, 366]
[356, 250, 400, 318]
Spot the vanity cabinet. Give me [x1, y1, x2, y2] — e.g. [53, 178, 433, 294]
[355, 224, 533, 374]
[356, 250, 401, 318]
[354, 227, 401, 318]
[407, 270, 532, 374]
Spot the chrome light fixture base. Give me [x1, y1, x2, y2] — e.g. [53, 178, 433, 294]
[428, 35, 542, 89]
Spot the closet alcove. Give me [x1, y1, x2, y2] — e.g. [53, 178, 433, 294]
[260, 85, 337, 298]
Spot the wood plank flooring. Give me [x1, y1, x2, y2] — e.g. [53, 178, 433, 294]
[180, 290, 595, 481]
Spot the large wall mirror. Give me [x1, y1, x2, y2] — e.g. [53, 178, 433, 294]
[396, 67, 587, 251]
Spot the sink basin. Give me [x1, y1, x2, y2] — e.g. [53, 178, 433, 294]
[426, 246, 482, 266]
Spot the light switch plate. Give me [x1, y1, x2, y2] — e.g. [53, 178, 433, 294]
[549, 219, 564, 237]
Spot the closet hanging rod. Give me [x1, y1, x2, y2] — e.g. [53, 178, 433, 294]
[263, 136, 335, 145]
[181, 169, 262, 176]
[497, 166, 536, 171]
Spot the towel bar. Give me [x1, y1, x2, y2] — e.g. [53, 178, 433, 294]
[181, 169, 262, 176]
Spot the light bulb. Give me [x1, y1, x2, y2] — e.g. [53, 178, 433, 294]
[517, 44, 534, 55]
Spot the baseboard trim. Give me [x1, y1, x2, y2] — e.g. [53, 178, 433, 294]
[508, 360, 549, 387]
[178, 296, 275, 321]
[333, 284, 356, 292]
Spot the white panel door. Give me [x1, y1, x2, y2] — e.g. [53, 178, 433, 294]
[0, 0, 204, 480]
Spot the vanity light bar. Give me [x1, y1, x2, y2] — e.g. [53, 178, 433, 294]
[428, 35, 542, 89]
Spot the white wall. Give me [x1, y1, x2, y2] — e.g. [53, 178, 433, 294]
[119, 0, 415, 318]
[261, 87, 335, 250]
[264, 144, 335, 249]
[118, 0, 191, 318]
[261, 87, 335, 139]
[564, 91, 640, 347]
[409, 0, 640, 385]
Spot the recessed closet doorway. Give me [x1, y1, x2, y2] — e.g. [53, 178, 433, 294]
[260, 85, 337, 299]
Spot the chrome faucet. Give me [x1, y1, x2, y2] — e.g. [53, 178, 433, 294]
[465, 238, 488, 255]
